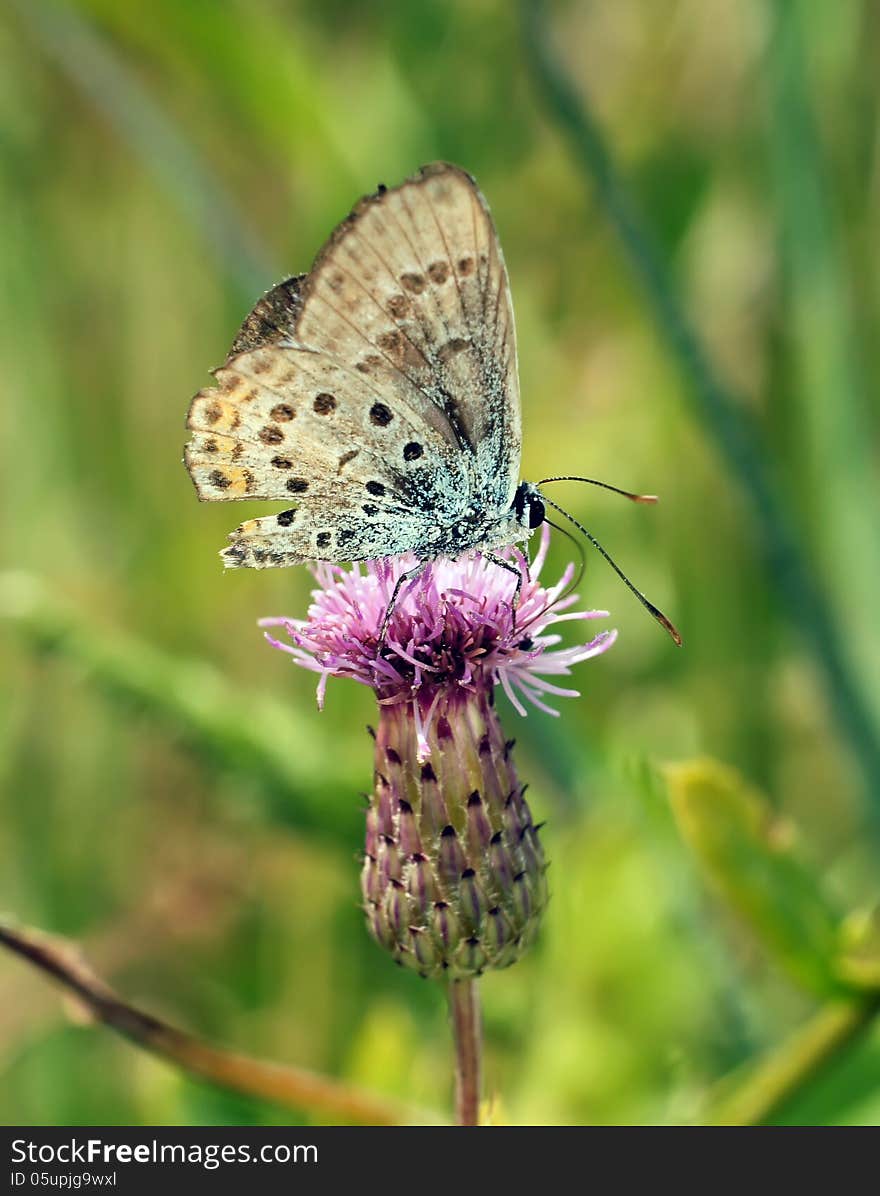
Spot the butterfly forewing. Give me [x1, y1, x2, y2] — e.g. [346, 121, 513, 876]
[184, 163, 521, 567]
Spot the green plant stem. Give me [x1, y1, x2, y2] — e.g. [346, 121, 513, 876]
[0, 918, 441, 1127]
[449, 979, 482, 1126]
[521, 0, 880, 820]
[708, 993, 880, 1125]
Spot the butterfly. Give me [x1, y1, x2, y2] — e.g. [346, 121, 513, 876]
[184, 162, 681, 643]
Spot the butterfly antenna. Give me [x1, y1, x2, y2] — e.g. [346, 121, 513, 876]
[538, 475, 658, 504]
[540, 494, 682, 646]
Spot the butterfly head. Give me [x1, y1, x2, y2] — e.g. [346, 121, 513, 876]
[513, 481, 546, 531]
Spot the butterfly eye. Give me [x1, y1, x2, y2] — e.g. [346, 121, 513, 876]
[528, 498, 545, 530]
[513, 483, 544, 529]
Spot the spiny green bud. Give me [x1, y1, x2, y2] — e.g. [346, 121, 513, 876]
[362, 691, 548, 980]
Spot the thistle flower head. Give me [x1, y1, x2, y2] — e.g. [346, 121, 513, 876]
[260, 527, 616, 980]
[261, 526, 615, 740]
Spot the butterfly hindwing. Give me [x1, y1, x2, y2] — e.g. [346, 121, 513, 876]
[223, 500, 431, 569]
[184, 163, 521, 565]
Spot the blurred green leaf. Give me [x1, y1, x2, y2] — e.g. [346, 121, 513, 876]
[767, 1011, 880, 1126]
[837, 907, 880, 991]
[666, 758, 843, 996]
[767, 0, 880, 725]
[0, 572, 362, 850]
[9, 0, 271, 299]
[523, 0, 880, 820]
[707, 994, 880, 1126]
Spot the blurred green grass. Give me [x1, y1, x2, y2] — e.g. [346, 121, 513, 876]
[1, 0, 879, 1125]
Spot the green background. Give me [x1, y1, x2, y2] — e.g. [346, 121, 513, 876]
[2, 0, 880, 1125]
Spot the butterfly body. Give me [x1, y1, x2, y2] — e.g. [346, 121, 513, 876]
[185, 162, 538, 573]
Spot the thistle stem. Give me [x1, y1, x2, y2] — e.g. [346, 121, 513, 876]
[449, 978, 483, 1126]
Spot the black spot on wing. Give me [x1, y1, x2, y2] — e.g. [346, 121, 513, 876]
[370, 403, 393, 426]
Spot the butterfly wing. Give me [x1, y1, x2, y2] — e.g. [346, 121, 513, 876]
[184, 163, 521, 567]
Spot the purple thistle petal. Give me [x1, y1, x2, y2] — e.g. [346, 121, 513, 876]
[261, 524, 615, 730]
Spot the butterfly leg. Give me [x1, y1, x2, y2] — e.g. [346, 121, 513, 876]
[484, 552, 525, 631]
[378, 562, 426, 643]
[522, 535, 533, 581]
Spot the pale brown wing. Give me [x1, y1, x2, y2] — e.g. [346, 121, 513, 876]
[296, 162, 521, 508]
[183, 163, 521, 565]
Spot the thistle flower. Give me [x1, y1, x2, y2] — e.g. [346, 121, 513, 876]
[260, 527, 615, 981]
